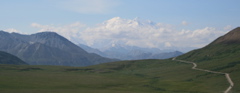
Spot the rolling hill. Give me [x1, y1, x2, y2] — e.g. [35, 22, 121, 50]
[177, 27, 240, 70]
[177, 27, 240, 92]
[0, 51, 27, 65]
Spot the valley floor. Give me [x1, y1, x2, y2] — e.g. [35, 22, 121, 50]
[0, 59, 238, 93]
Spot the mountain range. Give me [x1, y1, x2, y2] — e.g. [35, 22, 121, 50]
[79, 44, 182, 60]
[0, 27, 239, 93]
[0, 31, 117, 66]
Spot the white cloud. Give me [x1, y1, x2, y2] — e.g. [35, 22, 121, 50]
[165, 42, 172, 47]
[30, 17, 229, 52]
[4, 28, 22, 33]
[181, 21, 189, 26]
[224, 25, 232, 30]
[80, 17, 228, 50]
[58, 0, 120, 14]
[80, 17, 169, 48]
[31, 22, 86, 43]
[175, 27, 225, 47]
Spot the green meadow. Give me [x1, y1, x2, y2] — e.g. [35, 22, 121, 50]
[0, 59, 233, 93]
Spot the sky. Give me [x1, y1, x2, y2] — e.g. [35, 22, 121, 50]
[1, 0, 240, 52]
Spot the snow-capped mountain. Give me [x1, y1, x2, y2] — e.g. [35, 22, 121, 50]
[80, 17, 202, 53]
[78, 17, 185, 59]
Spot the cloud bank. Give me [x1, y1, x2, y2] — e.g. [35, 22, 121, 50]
[80, 17, 228, 49]
[181, 21, 189, 26]
[4, 28, 21, 33]
[31, 17, 229, 51]
[31, 22, 86, 43]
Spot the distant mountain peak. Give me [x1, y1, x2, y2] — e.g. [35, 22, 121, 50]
[30, 31, 69, 43]
[32, 31, 60, 37]
[0, 30, 10, 36]
[0, 30, 117, 66]
[104, 17, 156, 28]
[211, 27, 240, 44]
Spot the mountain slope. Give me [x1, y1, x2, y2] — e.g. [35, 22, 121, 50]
[78, 44, 106, 56]
[0, 31, 117, 66]
[211, 27, 240, 44]
[177, 27, 240, 92]
[0, 51, 27, 65]
[178, 27, 240, 63]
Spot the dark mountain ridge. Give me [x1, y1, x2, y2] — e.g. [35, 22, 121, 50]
[0, 51, 27, 65]
[210, 27, 240, 45]
[178, 27, 240, 60]
[0, 31, 117, 66]
[177, 27, 240, 70]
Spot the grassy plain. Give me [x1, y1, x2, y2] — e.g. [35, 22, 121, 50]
[0, 59, 232, 93]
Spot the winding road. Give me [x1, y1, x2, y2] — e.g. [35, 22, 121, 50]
[172, 57, 234, 93]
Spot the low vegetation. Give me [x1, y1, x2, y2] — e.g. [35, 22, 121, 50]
[0, 59, 233, 93]
[178, 43, 240, 92]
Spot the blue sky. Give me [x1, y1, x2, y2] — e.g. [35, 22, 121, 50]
[1, 0, 240, 51]
[1, 0, 239, 31]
